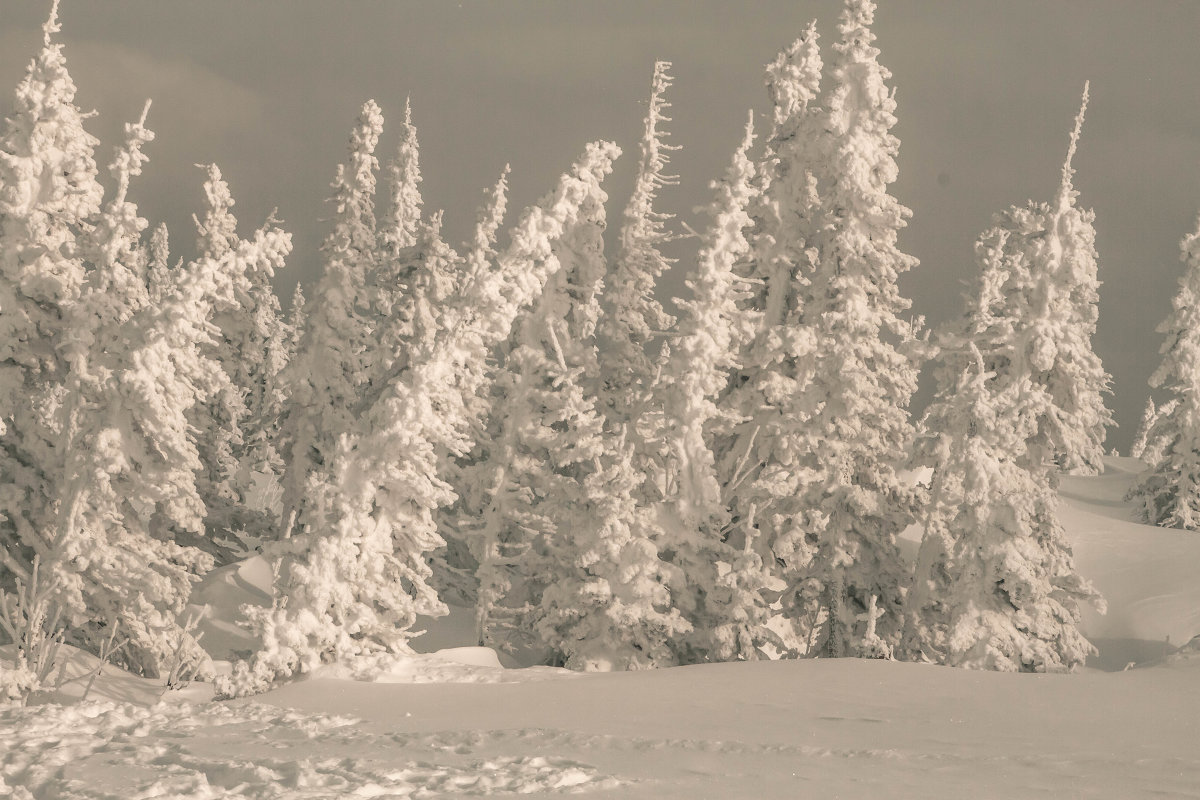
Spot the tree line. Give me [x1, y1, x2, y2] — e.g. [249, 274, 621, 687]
[7, 0, 1197, 703]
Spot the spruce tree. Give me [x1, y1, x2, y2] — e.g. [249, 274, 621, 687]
[654, 116, 773, 662]
[716, 20, 827, 654]
[905, 348, 1103, 671]
[535, 426, 689, 671]
[596, 61, 679, 494]
[1128, 216, 1200, 529]
[0, 0, 105, 596]
[278, 101, 384, 541]
[472, 157, 611, 653]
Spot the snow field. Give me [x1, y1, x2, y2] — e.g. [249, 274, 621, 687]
[5, 458, 1200, 798]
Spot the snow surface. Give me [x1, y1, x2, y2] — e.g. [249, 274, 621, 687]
[4, 456, 1200, 798]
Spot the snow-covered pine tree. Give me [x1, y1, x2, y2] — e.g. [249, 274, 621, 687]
[471, 156, 612, 654]
[200, 166, 293, 543]
[1019, 84, 1112, 474]
[653, 115, 773, 662]
[1128, 216, 1200, 529]
[278, 100, 384, 542]
[145, 223, 171, 304]
[715, 20, 826, 653]
[1129, 398, 1157, 462]
[596, 61, 679, 494]
[535, 424, 690, 671]
[369, 97, 425, 390]
[904, 347, 1103, 671]
[221, 142, 620, 696]
[782, 0, 923, 657]
[285, 282, 306, 363]
[433, 168, 512, 605]
[0, 0, 105, 601]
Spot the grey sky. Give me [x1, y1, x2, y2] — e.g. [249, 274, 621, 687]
[3, 0, 1198, 452]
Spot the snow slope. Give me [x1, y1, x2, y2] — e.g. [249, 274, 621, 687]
[4, 456, 1200, 799]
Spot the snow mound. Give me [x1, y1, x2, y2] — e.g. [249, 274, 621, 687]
[0, 644, 213, 708]
[310, 646, 577, 685]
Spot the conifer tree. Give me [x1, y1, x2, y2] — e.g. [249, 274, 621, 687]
[146, 223, 172, 304]
[1128, 216, 1200, 529]
[535, 426, 690, 670]
[716, 20, 827, 653]
[434, 168, 512, 604]
[919, 90, 1111, 483]
[597, 61, 679, 491]
[0, 0, 105, 594]
[285, 283, 306, 362]
[1019, 85, 1112, 474]
[279, 101, 384, 541]
[50, 100, 293, 674]
[472, 159, 611, 652]
[905, 348, 1103, 671]
[654, 116, 773, 662]
[221, 142, 620, 695]
[783, 0, 922, 657]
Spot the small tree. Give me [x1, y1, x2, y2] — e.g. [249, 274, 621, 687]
[1128, 215, 1200, 529]
[906, 349, 1103, 671]
[535, 426, 689, 671]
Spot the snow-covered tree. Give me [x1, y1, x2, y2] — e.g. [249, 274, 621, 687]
[471, 157, 611, 653]
[46, 93, 293, 674]
[285, 282, 306, 363]
[1129, 398, 1157, 462]
[653, 115, 773, 662]
[715, 20, 826, 652]
[929, 88, 1111, 476]
[787, 0, 923, 657]
[220, 142, 620, 696]
[145, 222, 172, 304]
[278, 100, 384, 541]
[0, 0, 105, 599]
[535, 426, 690, 671]
[433, 168, 512, 604]
[596, 60, 679, 489]
[1018, 85, 1112, 474]
[905, 348, 1103, 672]
[1128, 216, 1200, 529]
[187, 163, 285, 559]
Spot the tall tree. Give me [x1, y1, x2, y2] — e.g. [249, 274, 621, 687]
[471, 158, 611, 653]
[784, 0, 923, 657]
[221, 142, 621, 696]
[278, 101, 384, 542]
[1019, 85, 1112, 474]
[716, 20, 827, 654]
[597, 61, 679, 490]
[0, 0, 105, 598]
[654, 115, 773, 662]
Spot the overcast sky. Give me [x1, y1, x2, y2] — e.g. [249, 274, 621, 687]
[4, 0, 1199, 452]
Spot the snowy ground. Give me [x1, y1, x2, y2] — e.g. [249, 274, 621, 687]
[4, 457, 1200, 799]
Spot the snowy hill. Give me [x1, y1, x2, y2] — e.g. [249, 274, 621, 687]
[3, 456, 1200, 798]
